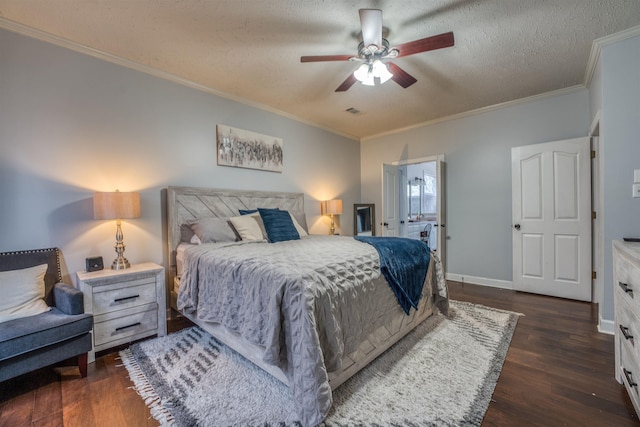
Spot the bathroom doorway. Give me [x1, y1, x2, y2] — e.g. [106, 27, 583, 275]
[382, 154, 445, 269]
[399, 161, 438, 250]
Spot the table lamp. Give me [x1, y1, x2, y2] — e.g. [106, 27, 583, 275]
[93, 190, 141, 270]
[321, 199, 343, 235]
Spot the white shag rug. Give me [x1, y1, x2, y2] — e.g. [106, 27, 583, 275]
[120, 300, 519, 426]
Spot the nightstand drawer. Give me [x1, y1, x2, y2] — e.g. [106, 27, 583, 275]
[93, 279, 157, 315]
[94, 307, 158, 347]
[77, 262, 166, 363]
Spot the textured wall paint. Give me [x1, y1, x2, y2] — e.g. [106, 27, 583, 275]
[0, 29, 360, 283]
[361, 90, 589, 283]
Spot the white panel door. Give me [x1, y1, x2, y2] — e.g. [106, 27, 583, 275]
[512, 137, 591, 301]
[382, 163, 399, 236]
[436, 159, 446, 272]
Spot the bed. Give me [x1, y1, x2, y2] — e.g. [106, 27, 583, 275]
[166, 186, 448, 426]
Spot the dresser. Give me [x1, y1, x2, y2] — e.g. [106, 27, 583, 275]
[77, 262, 166, 362]
[613, 240, 640, 416]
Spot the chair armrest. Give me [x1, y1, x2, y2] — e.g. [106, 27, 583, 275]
[53, 282, 85, 315]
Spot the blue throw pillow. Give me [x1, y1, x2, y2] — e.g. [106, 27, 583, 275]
[239, 209, 258, 215]
[258, 208, 300, 243]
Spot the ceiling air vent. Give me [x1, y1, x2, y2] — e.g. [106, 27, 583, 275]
[345, 107, 361, 115]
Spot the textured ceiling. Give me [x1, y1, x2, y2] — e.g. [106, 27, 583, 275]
[1, 1, 639, 139]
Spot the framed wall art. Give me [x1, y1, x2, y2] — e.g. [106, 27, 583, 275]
[216, 124, 283, 173]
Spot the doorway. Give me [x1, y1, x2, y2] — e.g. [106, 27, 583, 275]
[400, 161, 438, 250]
[382, 155, 446, 270]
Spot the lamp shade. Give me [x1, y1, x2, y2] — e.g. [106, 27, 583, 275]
[321, 199, 343, 216]
[93, 191, 141, 220]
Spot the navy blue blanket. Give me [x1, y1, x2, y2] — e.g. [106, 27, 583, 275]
[355, 236, 430, 315]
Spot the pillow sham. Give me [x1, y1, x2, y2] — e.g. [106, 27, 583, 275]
[259, 208, 300, 243]
[292, 211, 309, 234]
[229, 214, 266, 241]
[188, 217, 237, 243]
[240, 208, 307, 237]
[0, 264, 50, 323]
[289, 212, 308, 237]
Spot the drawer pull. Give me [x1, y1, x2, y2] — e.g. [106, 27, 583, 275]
[115, 322, 141, 332]
[620, 325, 634, 341]
[113, 295, 140, 303]
[623, 368, 638, 388]
[619, 282, 633, 296]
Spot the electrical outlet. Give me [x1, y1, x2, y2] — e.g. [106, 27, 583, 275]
[633, 183, 640, 198]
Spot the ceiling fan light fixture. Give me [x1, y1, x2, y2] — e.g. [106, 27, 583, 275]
[372, 60, 393, 83]
[354, 63, 373, 85]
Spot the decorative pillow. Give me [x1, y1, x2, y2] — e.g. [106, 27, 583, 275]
[289, 212, 308, 237]
[229, 214, 266, 241]
[259, 208, 300, 243]
[239, 209, 259, 215]
[292, 211, 309, 234]
[188, 217, 237, 243]
[0, 264, 50, 323]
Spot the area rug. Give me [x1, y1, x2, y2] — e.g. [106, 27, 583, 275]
[120, 300, 519, 426]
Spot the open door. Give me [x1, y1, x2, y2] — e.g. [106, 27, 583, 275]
[436, 159, 446, 272]
[512, 137, 591, 301]
[382, 163, 400, 236]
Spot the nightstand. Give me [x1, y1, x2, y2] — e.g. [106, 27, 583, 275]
[77, 262, 166, 362]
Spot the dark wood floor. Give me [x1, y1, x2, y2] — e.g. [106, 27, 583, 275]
[1, 281, 638, 426]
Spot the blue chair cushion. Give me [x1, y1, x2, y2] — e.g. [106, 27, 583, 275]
[0, 308, 93, 361]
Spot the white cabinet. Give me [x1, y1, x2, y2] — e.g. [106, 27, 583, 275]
[77, 262, 166, 362]
[614, 240, 640, 416]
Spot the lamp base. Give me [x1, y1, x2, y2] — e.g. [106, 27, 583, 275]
[111, 256, 131, 270]
[111, 219, 131, 269]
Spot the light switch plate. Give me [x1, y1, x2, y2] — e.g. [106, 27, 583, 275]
[633, 183, 640, 198]
[635, 169, 640, 183]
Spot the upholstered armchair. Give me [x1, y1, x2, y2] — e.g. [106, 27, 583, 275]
[0, 248, 93, 382]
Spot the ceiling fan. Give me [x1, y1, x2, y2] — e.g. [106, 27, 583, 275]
[300, 9, 454, 92]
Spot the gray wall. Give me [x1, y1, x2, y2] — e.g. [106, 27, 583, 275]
[361, 90, 590, 283]
[0, 29, 360, 282]
[599, 34, 640, 321]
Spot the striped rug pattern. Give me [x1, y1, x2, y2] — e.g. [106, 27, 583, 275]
[120, 300, 519, 426]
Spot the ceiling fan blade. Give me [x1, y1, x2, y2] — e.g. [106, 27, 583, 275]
[301, 54, 353, 63]
[387, 62, 417, 88]
[394, 31, 454, 58]
[359, 9, 382, 48]
[335, 74, 358, 92]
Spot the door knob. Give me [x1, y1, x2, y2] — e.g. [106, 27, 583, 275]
[514, 224, 521, 230]
[440, 224, 445, 227]
[383, 222, 389, 227]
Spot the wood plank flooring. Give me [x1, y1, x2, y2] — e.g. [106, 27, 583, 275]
[0, 281, 637, 426]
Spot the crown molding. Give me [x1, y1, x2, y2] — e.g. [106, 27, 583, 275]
[584, 24, 640, 88]
[0, 17, 359, 142]
[2, 16, 639, 144]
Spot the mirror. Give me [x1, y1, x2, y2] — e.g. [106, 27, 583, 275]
[354, 204, 375, 236]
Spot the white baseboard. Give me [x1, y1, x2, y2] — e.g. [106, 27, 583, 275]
[598, 317, 615, 335]
[445, 273, 513, 290]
